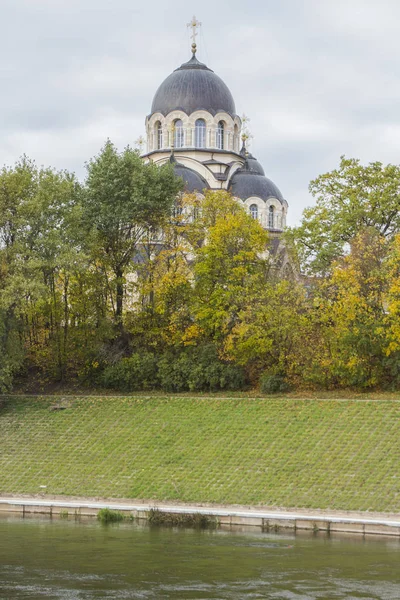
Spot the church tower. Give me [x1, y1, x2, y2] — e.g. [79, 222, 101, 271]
[143, 17, 288, 232]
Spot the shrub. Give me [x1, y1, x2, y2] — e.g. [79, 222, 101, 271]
[101, 352, 158, 391]
[97, 508, 124, 523]
[260, 373, 290, 394]
[99, 345, 246, 393]
[158, 345, 246, 392]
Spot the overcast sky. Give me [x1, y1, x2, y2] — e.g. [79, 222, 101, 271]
[2, 0, 400, 225]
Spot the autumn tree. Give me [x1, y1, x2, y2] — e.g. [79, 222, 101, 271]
[307, 229, 389, 388]
[225, 279, 312, 384]
[83, 141, 182, 326]
[0, 157, 83, 385]
[292, 157, 400, 274]
[191, 192, 270, 345]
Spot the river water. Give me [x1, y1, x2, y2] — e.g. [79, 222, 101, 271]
[0, 515, 399, 599]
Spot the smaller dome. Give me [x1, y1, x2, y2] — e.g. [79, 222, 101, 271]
[229, 160, 284, 202]
[239, 145, 265, 176]
[246, 153, 265, 176]
[173, 162, 209, 193]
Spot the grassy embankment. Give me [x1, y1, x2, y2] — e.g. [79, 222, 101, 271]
[0, 396, 399, 512]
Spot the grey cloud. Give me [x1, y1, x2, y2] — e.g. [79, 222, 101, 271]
[1, 0, 400, 226]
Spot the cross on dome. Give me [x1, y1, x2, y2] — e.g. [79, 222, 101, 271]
[187, 16, 201, 54]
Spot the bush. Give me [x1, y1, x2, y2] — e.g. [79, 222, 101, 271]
[158, 345, 246, 393]
[99, 345, 246, 393]
[101, 352, 158, 391]
[97, 508, 125, 523]
[260, 373, 290, 394]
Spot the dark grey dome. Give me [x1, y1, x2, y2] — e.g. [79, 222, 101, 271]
[229, 161, 284, 202]
[174, 163, 209, 193]
[246, 154, 265, 176]
[151, 54, 236, 117]
[238, 144, 265, 176]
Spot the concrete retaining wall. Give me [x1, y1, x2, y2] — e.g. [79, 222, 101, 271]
[0, 498, 399, 537]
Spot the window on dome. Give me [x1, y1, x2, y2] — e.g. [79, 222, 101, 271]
[250, 204, 258, 220]
[155, 121, 163, 149]
[195, 119, 206, 148]
[217, 121, 225, 149]
[268, 205, 275, 228]
[174, 119, 184, 148]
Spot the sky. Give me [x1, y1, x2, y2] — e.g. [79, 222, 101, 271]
[1, 0, 400, 225]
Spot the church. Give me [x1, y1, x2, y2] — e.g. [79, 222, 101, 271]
[142, 18, 288, 234]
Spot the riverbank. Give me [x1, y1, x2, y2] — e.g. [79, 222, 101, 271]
[1, 395, 399, 513]
[1, 495, 400, 536]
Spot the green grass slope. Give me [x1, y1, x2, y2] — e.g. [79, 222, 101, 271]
[0, 397, 399, 512]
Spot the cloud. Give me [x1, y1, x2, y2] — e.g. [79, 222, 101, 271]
[1, 0, 400, 226]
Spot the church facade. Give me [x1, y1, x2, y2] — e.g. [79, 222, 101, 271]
[142, 26, 288, 233]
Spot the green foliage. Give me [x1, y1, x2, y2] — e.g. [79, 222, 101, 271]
[101, 352, 159, 391]
[291, 156, 400, 275]
[192, 194, 269, 344]
[83, 141, 182, 323]
[225, 279, 312, 384]
[260, 374, 290, 394]
[302, 229, 389, 389]
[4, 147, 400, 393]
[158, 346, 246, 393]
[97, 508, 124, 523]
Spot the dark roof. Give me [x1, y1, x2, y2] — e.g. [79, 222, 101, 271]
[238, 144, 266, 176]
[245, 154, 265, 176]
[174, 163, 210, 193]
[151, 53, 236, 117]
[229, 160, 284, 203]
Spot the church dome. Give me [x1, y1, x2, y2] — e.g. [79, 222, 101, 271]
[174, 162, 209, 193]
[238, 145, 265, 176]
[151, 53, 236, 117]
[229, 161, 284, 203]
[245, 154, 265, 176]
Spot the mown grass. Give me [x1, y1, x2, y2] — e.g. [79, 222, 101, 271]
[0, 396, 399, 512]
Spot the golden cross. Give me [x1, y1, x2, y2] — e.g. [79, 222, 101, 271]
[187, 16, 201, 50]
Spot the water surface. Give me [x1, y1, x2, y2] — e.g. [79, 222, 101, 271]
[0, 515, 399, 599]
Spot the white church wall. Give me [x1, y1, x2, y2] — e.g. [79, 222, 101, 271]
[243, 196, 284, 231]
[146, 109, 242, 153]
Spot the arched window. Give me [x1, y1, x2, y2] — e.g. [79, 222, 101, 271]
[174, 119, 184, 148]
[173, 202, 183, 219]
[268, 205, 275, 228]
[217, 121, 225, 149]
[195, 119, 206, 148]
[155, 121, 163, 150]
[250, 204, 258, 220]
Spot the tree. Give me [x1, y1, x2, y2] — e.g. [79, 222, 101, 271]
[308, 229, 388, 388]
[192, 192, 269, 345]
[83, 141, 182, 326]
[225, 279, 312, 384]
[0, 157, 83, 385]
[291, 157, 400, 274]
